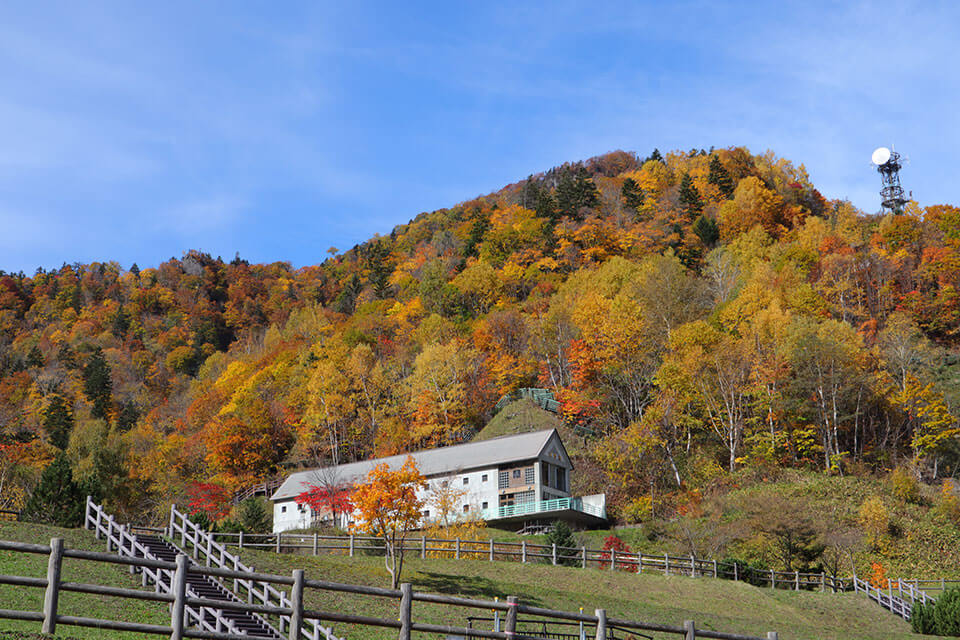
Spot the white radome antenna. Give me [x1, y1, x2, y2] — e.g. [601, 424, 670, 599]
[871, 147, 891, 166]
[871, 145, 908, 213]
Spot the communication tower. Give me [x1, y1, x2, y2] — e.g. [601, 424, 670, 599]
[871, 146, 908, 214]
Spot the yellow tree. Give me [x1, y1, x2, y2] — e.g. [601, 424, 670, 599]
[351, 456, 426, 588]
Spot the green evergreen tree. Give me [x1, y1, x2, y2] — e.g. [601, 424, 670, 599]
[57, 343, 78, 370]
[116, 401, 140, 432]
[237, 498, 272, 533]
[556, 167, 600, 221]
[364, 241, 394, 299]
[43, 395, 74, 449]
[678, 173, 704, 219]
[647, 148, 664, 164]
[110, 307, 130, 338]
[707, 155, 735, 198]
[545, 521, 580, 566]
[621, 177, 645, 211]
[334, 275, 364, 314]
[83, 348, 112, 420]
[692, 215, 720, 246]
[21, 453, 87, 527]
[932, 586, 960, 636]
[26, 345, 45, 368]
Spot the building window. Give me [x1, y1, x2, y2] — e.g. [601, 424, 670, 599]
[463, 504, 469, 513]
[541, 463, 549, 485]
[557, 466, 566, 491]
[463, 477, 469, 486]
[482, 474, 488, 482]
[524, 467, 535, 485]
[422, 510, 430, 518]
[498, 471, 509, 489]
[512, 469, 522, 479]
[482, 501, 488, 509]
[281, 505, 287, 513]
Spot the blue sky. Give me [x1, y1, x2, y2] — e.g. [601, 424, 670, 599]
[1, 1, 958, 273]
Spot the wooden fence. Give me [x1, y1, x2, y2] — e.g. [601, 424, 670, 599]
[0, 509, 19, 521]
[0, 537, 780, 640]
[851, 575, 939, 622]
[208, 528, 849, 593]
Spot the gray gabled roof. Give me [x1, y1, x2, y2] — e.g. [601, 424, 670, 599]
[271, 428, 566, 501]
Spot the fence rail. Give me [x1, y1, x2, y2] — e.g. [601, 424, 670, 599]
[851, 575, 938, 622]
[165, 503, 340, 640]
[0, 536, 780, 640]
[0, 509, 19, 521]
[209, 529, 851, 593]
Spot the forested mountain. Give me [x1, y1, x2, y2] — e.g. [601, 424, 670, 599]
[2, 147, 959, 523]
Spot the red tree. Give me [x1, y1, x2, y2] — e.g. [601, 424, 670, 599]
[187, 482, 232, 521]
[598, 535, 637, 572]
[296, 484, 354, 527]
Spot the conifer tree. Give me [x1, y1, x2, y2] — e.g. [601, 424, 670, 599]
[83, 348, 113, 420]
[647, 148, 664, 163]
[26, 345, 45, 368]
[621, 177, 645, 211]
[21, 453, 88, 527]
[44, 395, 74, 449]
[692, 215, 720, 246]
[707, 154, 735, 198]
[545, 520, 579, 566]
[678, 173, 704, 219]
[557, 167, 600, 221]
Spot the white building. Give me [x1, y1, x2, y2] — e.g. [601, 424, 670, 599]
[269, 429, 606, 533]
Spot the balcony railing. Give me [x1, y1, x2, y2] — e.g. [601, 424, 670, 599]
[482, 496, 605, 520]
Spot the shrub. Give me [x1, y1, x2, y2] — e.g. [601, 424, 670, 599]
[599, 535, 636, 572]
[237, 497, 272, 533]
[890, 467, 922, 504]
[20, 453, 88, 528]
[931, 587, 960, 636]
[912, 600, 935, 635]
[858, 496, 890, 550]
[545, 521, 580, 567]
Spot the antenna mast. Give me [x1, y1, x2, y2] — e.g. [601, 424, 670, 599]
[871, 146, 908, 214]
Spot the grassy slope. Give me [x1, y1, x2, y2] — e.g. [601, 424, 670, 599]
[236, 546, 927, 640]
[0, 522, 169, 640]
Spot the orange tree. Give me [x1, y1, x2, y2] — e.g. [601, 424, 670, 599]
[351, 456, 426, 588]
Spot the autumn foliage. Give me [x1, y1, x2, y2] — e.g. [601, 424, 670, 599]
[0, 147, 958, 529]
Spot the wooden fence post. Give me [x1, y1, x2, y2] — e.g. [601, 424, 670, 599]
[456, 537, 461, 560]
[664, 554, 670, 576]
[168, 503, 176, 539]
[399, 583, 413, 640]
[795, 570, 799, 591]
[170, 554, 188, 640]
[770, 570, 775, 589]
[288, 569, 304, 640]
[733, 562, 738, 582]
[239, 530, 244, 550]
[582, 547, 587, 570]
[276, 532, 282, 553]
[610, 548, 616, 571]
[767, 633, 779, 640]
[684, 620, 695, 640]
[489, 539, 494, 562]
[349, 534, 355, 557]
[552, 543, 557, 565]
[690, 555, 696, 578]
[313, 532, 318, 556]
[506, 596, 518, 637]
[820, 572, 825, 592]
[595, 609, 607, 640]
[84, 496, 91, 530]
[712, 559, 717, 578]
[94, 505, 102, 539]
[522, 540, 527, 563]
[637, 553, 642, 574]
[42, 538, 64, 634]
[420, 536, 426, 559]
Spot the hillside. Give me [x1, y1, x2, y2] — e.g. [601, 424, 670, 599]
[2, 147, 959, 576]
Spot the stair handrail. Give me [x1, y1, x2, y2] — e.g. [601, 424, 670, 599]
[168, 503, 341, 640]
[851, 574, 928, 621]
[85, 498, 257, 638]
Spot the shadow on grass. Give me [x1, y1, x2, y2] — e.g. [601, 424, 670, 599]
[413, 571, 544, 607]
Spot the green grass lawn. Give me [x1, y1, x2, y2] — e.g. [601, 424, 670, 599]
[0, 522, 169, 640]
[0, 520, 939, 640]
[235, 545, 931, 640]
